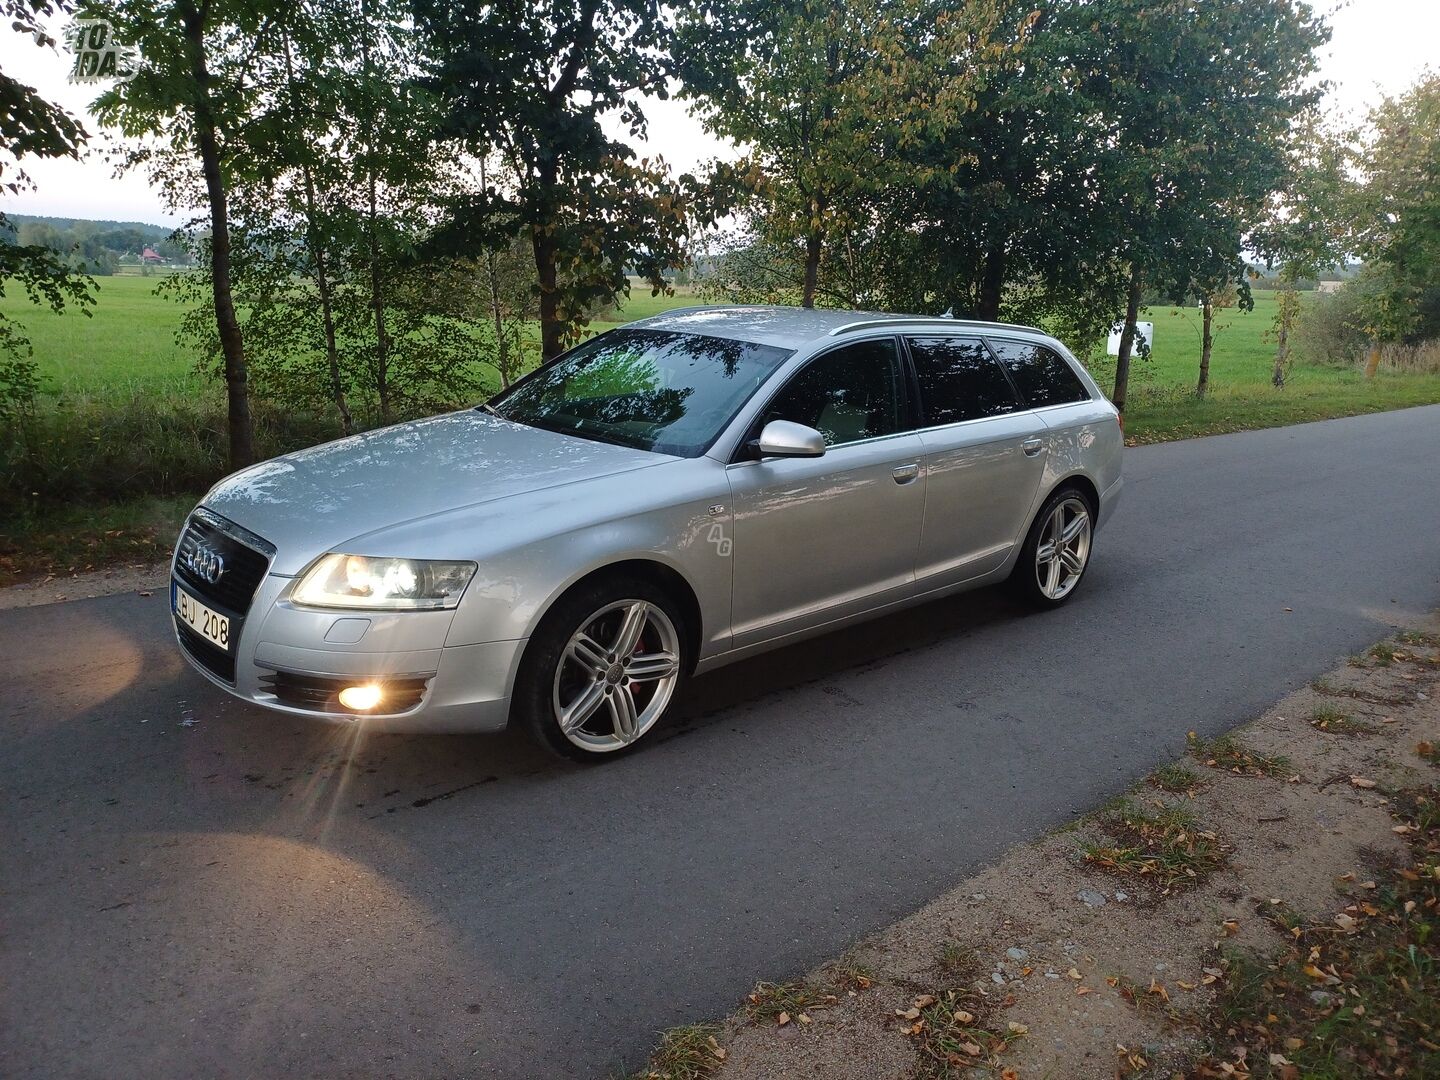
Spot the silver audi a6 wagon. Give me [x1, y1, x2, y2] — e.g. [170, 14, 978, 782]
[171, 306, 1122, 759]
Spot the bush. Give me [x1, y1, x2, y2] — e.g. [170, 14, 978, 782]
[0, 388, 339, 516]
[1293, 283, 1373, 367]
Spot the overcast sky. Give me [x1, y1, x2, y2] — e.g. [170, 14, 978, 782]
[1, 1, 1434, 227]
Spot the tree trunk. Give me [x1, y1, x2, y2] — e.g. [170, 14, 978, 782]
[366, 170, 390, 422]
[180, 1, 253, 469]
[975, 243, 1006, 322]
[479, 158, 511, 389]
[1272, 286, 1294, 388]
[1364, 339, 1382, 377]
[801, 224, 822, 309]
[533, 227, 564, 361]
[283, 33, 351, 436]
[1196, 297, 1214, 399]
[359, 16, 389, 422]
[1111, 266, 1143, 415]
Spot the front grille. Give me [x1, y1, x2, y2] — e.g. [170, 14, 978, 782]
[173, 509, 273, 616]
[177, 622, 238, 682]
[259, 671, 431, 715]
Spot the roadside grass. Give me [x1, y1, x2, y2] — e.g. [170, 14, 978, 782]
[906, 986, 1025, 1079]
[627, 1024, 725, 1080]
[1191, 784, 1440, 1079]
[1309, 706, 1379, 735]
[1080, 796, 1229, 891]
[0, 494, 192, 588]
[1397, 629, 1440, 649]
[1149, 762, 1206, 795]
[742, 981, 825, 1025]
[1188, 731, 1293, 778]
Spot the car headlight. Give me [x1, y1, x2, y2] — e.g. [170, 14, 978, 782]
[292, 554, 476, 611]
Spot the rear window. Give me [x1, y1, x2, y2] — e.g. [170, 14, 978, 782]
[906, 336, 1020, 425]
[987, 339, 1091, 407]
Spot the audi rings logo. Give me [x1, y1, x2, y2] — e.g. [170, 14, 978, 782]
[184, 542, 226, 584]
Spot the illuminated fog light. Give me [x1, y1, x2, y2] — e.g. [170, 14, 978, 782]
[338, 684, 384, 711]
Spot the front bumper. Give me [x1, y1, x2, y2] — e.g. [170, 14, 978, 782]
[172, 570, 525, 733]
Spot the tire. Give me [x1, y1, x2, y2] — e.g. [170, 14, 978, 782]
[1009, 485, 1096, 609]
[513, 575, 689, 761]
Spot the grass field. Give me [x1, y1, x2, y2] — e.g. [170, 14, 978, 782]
[8, 277, 1439, 439]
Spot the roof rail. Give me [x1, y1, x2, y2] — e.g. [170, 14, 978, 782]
[829, 317, 1043, 337]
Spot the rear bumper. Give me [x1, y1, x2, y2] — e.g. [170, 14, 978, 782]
[172, 571, 524, 733]
[1098, 475, 1124, 527]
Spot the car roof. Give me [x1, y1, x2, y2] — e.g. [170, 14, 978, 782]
[625, 304, 1046, 352]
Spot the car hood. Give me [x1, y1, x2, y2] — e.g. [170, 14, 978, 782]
[201, 411, 668, 575]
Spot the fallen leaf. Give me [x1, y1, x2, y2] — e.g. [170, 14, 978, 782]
[1066, 967, 1082, 980]
[777, 1011, 790, 1026]
[952, 1009, 974, 1024]
[1350, 776, 1377, 789]
[1148, 978, 1170, 1002]
[1075, 986, 1094, 996]
[1335, 913, 1357, 932]
[1176, 980, 1197, 991]
[1222, 919, 1239, 936]
[706, 1036, 727, 1061]
[961, 1041, 983, 1056]
[896, 1007, 921, 1021]
[1418, 740, 1435, 757]
[1284, 1037, 1303, 1051]
[1008, 1020, 1028, 1035]
[913, 994, 937, 1009]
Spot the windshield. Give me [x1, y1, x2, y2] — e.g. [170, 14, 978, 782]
[489, 328, 793, 456]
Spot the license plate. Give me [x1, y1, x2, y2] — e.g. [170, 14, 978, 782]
[174, 581, 231, 652]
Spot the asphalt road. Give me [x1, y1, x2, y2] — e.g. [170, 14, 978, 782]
[5, 405, 1440, 1079]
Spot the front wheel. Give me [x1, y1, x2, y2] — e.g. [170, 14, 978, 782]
[1010, 488, 1094, 608]
[513, 577, 687, 761]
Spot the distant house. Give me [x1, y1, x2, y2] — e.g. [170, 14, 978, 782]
[1316, 280, 1345, 294]
[141, 247, 165, 264]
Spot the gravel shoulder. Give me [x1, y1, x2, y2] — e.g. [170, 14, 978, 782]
[0, 560, 169, 610]
[634, 620, 1440, 1080]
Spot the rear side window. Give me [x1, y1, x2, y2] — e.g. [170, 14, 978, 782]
[906, 336, 1019, 425]
[988, 339, 1091, 407]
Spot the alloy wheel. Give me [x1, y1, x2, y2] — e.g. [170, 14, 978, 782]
[1034, 495, 1092, 601]
[551, 599, 681, 752]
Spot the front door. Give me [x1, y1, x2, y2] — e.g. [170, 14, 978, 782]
[726, 338, 926, 649]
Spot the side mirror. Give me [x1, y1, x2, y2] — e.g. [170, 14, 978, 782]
[751, 419, 826, 459]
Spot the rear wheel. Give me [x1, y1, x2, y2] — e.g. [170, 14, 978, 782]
[1010, 487, 1094, 608]
[514, 576, 687, 760]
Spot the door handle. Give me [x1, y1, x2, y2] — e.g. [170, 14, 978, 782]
[892, 463, 921, 484]
[1020, 437, 1045, 457]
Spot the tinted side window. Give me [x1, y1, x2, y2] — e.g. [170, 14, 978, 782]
[906, 336, 1019, 425]
[759, 338, 904, 447]
[988, 339, 1091, 407]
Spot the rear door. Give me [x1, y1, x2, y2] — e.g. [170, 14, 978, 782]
[905, 335, 1050, 587]
[727, 337, 927, 648]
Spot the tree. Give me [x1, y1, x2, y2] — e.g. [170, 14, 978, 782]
[680, 0, 1010, 310]
[1251, 111, 1354, 387]
[86, 0, 283, 468]
[1072, 0, 1328, 413]
[0, 1, 95, 426]
[1351, 74, 1440, 371]
[416, 0, 696, 360]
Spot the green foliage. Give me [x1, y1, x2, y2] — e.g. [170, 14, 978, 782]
[417, 0, 699, 359]
[1350, 74, 1440, 345]
[0, 1, 96, 425]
